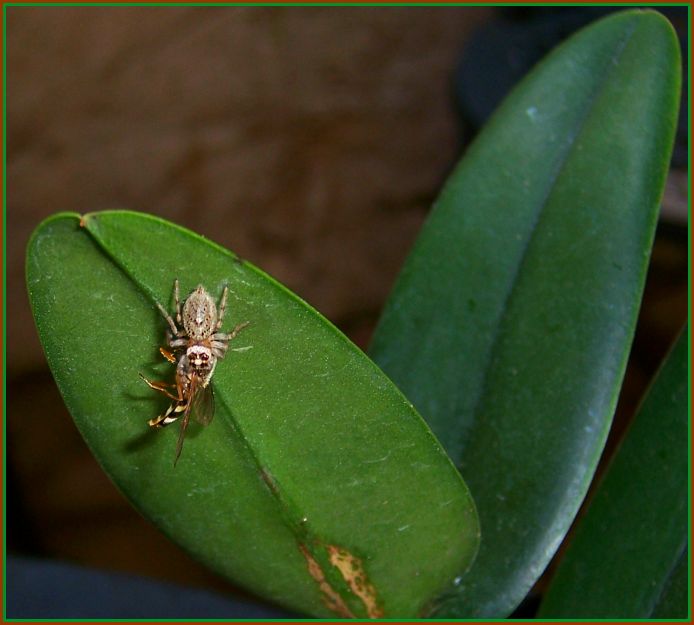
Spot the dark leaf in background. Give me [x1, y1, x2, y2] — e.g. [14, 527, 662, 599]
[538, 327, 688, 619]
[370, 10, 680, 618]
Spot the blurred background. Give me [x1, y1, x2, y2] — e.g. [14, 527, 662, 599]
[6, 5, 688, 617]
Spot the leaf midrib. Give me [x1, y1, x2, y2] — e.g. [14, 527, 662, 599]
[456, 21, 638, 463]
[78, 213, 380, 618]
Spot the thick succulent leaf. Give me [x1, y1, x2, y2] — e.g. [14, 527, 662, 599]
[369, 10, 680, 618]
[26, 211, 479, 618]
[538, 328, 688, 618]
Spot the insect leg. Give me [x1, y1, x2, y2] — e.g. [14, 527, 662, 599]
[159, 347, 176, 363]
[215, 286, 229, 331]
[139, 373, 182, 401]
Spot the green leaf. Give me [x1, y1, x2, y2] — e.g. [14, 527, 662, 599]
[651, 546, 689, 619]
[538, 328, 689, 618]
[369, 10, 680, 618]
[26, 211, 479, 618]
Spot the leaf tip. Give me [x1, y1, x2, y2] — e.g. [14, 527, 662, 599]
[79, 211, 100, 230]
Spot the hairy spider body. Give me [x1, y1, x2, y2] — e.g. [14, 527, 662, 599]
[140, 280, 249, 465]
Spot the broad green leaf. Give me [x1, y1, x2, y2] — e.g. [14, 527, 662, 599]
[369, 10, 680, 618]
[538, 328, 689, 619]
[651, 546, 689, 619]
[26, 211, 479, 618]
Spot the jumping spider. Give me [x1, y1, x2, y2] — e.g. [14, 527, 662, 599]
[140, 279, 249, 465]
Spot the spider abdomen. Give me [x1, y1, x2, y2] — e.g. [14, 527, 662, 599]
[182, 285, 218, 340]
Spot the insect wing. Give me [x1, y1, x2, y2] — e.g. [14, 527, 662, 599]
[174, 403, 192, 467]
[191, 381, 215, 426]
[173, 374, 198, 466]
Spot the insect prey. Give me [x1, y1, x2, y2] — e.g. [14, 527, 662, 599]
[140, 279, 249, 465]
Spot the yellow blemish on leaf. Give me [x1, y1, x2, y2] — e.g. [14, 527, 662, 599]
[298, 544, 354, 618]
[327, 545, 383, 618]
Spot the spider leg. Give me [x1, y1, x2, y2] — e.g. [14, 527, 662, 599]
[228, 321, 250, 340]
[169, 337, 187, 349]
[215, 286, 229, 331]
[211, 321, 249, 343]
[174, 279, 182, 326]
[211, 346, 227, 359]
[156, 301, 179, 336]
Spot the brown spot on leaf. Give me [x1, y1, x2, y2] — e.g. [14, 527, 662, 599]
[298, 544, 354, 618]
[259, 468, 278, 495]
[327, 545, 383, 618]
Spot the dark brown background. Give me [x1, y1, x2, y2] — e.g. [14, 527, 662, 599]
[6, 5, 687, 610]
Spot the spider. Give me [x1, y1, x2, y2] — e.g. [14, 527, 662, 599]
[140, 279, 249, 465]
